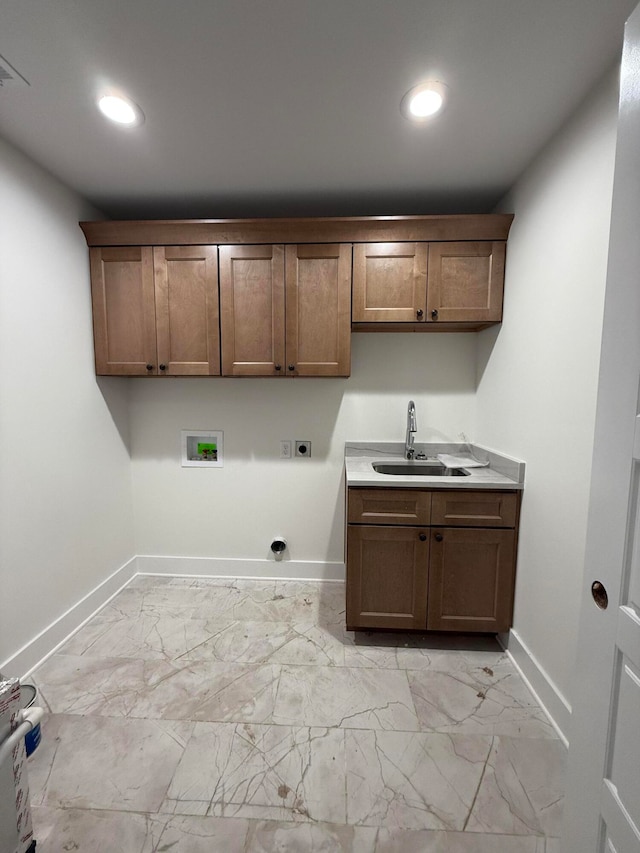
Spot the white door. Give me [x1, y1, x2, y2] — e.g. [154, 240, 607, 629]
[562, 5, 640, 851]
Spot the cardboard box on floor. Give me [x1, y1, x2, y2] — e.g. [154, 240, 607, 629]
[0, 679, 34, 853]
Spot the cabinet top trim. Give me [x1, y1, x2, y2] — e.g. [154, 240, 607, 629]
[80, 214, 514, 247]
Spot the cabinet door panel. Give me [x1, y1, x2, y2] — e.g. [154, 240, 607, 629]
[90, 246, 156, 375]
[220, 245, 285, 376]
[347, 525, 429, 630]
[285, 244, 351, 376]
[348, 488, 432, 526]
[352, 243, 427, 322]
[427, 242, 505, 323]
[427, 528, 516, 632]
[431, 490, 519, 528]
[154, 246, 220, 375]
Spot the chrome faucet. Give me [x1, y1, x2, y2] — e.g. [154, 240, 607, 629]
[405, 400, 417, 459]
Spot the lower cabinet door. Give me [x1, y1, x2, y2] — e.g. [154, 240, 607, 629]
[427, 527, 516, 632]
[346, 525, 429, 630]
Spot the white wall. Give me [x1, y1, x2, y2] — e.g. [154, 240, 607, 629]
[476, 70, 619, 713]
[0, 137, 136, 673]
[130, 333, 477, 566]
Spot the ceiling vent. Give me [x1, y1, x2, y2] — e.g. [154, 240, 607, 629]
[0, 54, 29, 89]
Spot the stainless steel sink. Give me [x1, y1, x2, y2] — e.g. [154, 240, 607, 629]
[372, 462, 470, 477]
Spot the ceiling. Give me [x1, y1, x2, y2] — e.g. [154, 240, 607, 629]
[0, 0, 636, 220]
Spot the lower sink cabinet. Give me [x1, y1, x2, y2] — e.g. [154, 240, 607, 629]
[346, 488, 520, 633]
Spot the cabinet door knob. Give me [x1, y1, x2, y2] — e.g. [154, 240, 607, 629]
[416, 309, 424, 319]
[419, 533, 427, 541]
[434, 532, 443, 542]
[274, 364, 282, 371]
[159, 364, 166, 371]
[146, 364, 153, 372]
[288, 364, 295, 371]
[431, 309, 439, 320]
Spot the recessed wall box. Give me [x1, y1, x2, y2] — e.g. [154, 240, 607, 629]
[181, 430, 224, 468]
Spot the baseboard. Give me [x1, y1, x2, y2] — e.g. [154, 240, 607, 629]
[499, 628, 571, 745]
[1, 555, 344, 682]
[136, 554, 346, 582]
[1, 556, 138, 681]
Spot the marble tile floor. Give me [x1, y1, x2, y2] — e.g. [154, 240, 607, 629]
[25, 575, 566, 851]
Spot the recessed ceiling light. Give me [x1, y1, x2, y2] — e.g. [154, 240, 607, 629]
[400, 80, 448, 122]
[97, 92, 144, 127]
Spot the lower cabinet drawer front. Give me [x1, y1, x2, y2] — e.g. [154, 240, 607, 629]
[431, 490, 519, 528]
[427, 527, 516, 632]
[346, 525, 428, 630]
[348, 488, 432, 526]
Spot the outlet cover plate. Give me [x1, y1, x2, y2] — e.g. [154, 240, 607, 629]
[280, 440, 292, 459]
[295, 440, 311, 458]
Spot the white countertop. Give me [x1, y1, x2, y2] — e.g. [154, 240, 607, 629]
[345, 443, 524, 490]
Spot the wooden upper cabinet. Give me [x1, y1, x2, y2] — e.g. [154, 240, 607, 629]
[352, 242, 428, 322]
[90, 245, 220, 377]
[219, 245, 286, 376]
[351, 239, 507, 328]
[153, 246, 220, 376]
[90, 247, 157, 375]
[85, 218, 513, 376]
[285, 244, 351, 376]
[220, 243, 352, 377]
[427, 241, 505, 323]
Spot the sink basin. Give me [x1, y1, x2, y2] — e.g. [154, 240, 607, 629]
[372, 462, 470, 477]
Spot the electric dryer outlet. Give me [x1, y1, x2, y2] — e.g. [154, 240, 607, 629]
[295, 441, 311, 458]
